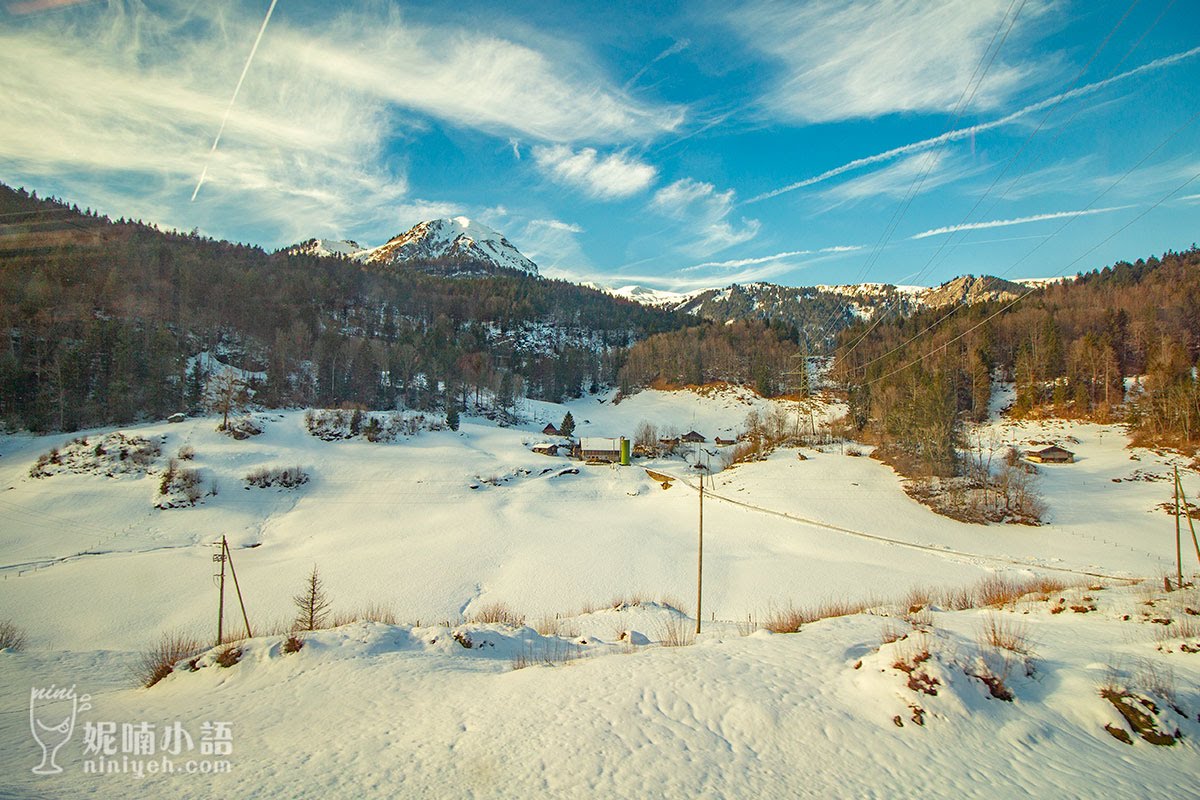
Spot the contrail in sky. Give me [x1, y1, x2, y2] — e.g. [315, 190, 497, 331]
[745, 45, 1200, 205]
[191, 0, 280, 202]
[909, 205, 1132, 240]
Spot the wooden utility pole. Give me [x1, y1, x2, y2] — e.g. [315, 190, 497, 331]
[222, 536, 252, 638]
[1175, 466, 1183, 590]
[696, 477, 704, 635]
[1177, 469, 1200, 569]
[214, 542, 227, 646]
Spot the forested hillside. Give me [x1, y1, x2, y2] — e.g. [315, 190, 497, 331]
[834, 247, 1200, 476]
[0, 184, 685, 431]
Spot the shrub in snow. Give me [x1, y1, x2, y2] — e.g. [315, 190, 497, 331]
[219, 416, 262, 439]
[30, 433, 162, 479]
[282, 634, 304, 654]
[0, 620, 28, 651]
[305, 408, 442, 442]
[215, 646, 241, 668]
[156, 464, 203, 508]
[245, 465, 309, 490]
[136, 631, 203, 688]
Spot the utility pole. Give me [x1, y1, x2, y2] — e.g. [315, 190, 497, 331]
[696, 476, 704, 635]
[223, 536, 252, 639]
[213, 541, 227, 646]
[1178, 468, 1200, 571]
[1175, 466, 1183, 590]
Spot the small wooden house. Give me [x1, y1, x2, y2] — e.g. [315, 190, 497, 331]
[532, 443, 560, 457]
[681, 430, 706, 443]
[579, 436, 625, 463]
[542, 423, 562, 437]
[1025, 445, 1075, 464]
[714, 437, 736, 446]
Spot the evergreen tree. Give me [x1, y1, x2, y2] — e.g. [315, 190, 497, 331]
[292, 564, 331, 632]
[446, 405, 460, 431]
[560, 411, 575, 438]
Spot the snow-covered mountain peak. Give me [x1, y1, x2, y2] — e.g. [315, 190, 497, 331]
[364, 218, 539, 276]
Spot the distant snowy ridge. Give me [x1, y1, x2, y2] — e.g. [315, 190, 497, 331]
[286, 238, 367, 259]
[288, 217, 539, 277]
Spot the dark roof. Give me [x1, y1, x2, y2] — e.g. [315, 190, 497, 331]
[542, 423, 561, 436]
[1032, 445, 1073, 455]
[681, 431, 706, 442]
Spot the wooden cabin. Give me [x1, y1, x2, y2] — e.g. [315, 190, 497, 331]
[1025, 445, 1075, 464]
[542, 423, 562, 437]
[681, 430, 706, 443]
[714, 437, 736, 446]
[579, 436, 623, 463]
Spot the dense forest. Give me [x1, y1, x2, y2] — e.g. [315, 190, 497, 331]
[0, 184, 687, 431]
[833, 247, 1200, 476]
[617, 319, 805, 397]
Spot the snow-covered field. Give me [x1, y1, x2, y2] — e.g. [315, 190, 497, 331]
[0, 387, 1197, 797]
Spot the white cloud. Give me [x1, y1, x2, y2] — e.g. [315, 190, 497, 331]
[821, 151, 972, 206]
[0, 1, 683, 246]
[528, 218, 585, 234]
[747, 44, 1200, 203]
[910, 205, 1131, 240]
[532, 145, 657, 199]
[651, 178, 760, 254]
[516, 217, 590, 272]
[682, 245, 863, 272]
[732, 0, 1047, 124]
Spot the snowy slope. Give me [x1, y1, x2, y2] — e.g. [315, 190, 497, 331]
[283, 238, 367, 259]
[1, 389, 1198, 797]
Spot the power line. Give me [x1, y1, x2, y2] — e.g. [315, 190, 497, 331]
[848, 100, 1200, 377]
[860, 165, 1200, 388]
[806, 0, 1031, 349]
[835, 0, 1147, 362]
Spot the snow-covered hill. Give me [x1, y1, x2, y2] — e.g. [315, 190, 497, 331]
[0, 389, 1196, 797]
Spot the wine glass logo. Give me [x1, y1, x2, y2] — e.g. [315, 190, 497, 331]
[29, 685, 91, 775]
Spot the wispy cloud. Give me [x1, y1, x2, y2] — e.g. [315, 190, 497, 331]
[528, 218, 585, 234]
[6, 0, 93, 15]
[532, 145, 657, 199]
[820, 151, 981, 207]
[747, 44, 1200, 204]
[0, 1, 683, 246]
[909, 205, 1131, 240]
[682, 245, 863, 273]
[516, 217, 590, 272]
[731, 0, 1045, 124]
[624, 38, 691, 90]
[651, 178, 760, 254]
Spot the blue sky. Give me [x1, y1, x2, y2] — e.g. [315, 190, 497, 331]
[1, 0, 1197, 291]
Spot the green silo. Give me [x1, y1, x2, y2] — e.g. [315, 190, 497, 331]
[619, 437, 630, 466]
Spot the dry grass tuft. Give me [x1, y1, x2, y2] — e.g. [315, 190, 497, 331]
[0, 620, 28, 651]
[214, 645, 241, 668]
[468, 602, 525, 627]
[136, 631, 204, 688]
[282, 634, 304, 654]
[331, 601, 399, 628]
[658, 616, 696, 647]
[511, 640, 584, 670]
[763, 597, 878, 633]
[979, 613, 1033, 655]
